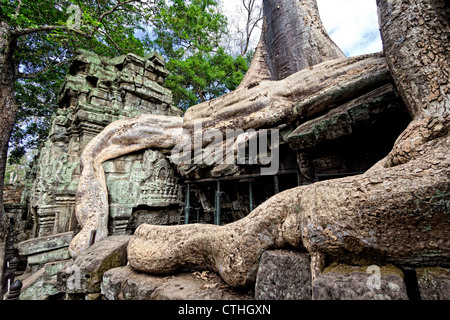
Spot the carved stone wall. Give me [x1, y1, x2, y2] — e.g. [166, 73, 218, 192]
[28, 50, 182, 237]
[104, 149, 182, 235]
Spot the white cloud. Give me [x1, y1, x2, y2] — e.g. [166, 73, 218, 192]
[317, 0, 382, 56]
[221, 0, 382, 57]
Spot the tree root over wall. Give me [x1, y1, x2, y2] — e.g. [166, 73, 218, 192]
[71, 0, 450, 288]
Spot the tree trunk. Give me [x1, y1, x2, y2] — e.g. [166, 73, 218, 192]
[239, 0, 345, 88]
[0, 21, 18, 239]
[69, 53, 388, 256]
[376, 0, 450, 167]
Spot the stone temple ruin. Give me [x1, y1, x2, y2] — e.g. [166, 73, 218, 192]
[27, 50, 183, 238]
[1, 0, 449, 300]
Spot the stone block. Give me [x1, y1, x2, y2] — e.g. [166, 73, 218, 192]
[19, 268, 60, 300]
[90, 88, 110, 100]
[17, 231, 73, 256]
[44, 260, 71, 277]
[85, 293, 103, 300]
[255, 250, 312, 300]
[101, 266, 253, 300]
[57, 236, 131, 294]
[287, 84, 403, 151]
[144, 72, 157, 82]
[416, 267, 450, 300]
[101, 266, 164, 300]
[312, 263, 408, 300]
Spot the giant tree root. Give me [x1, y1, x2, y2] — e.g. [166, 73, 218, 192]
[69, 54, 389, 256]
[69, 115, 183, 256]
[128, 133, 450, 287]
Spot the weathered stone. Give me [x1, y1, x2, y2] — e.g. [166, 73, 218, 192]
[58, 236, 131, 293]
[101, 266, 253, 300]
[288, 84, 405, 150]
[85, 293, 103, 300]
[416, 267, 450, 300]
[27, 247, 71, 267]
[18, 259, 70, 299]
[312, 264, 408, 300]
[17, 232, 73, 256]
[128, 208, 181, 229]
[101, 265, 165, 300]
[44, 260, 71, 277]
[255, 250, 311, 300]
[28, 48, 183, 239]
[150, 274, 250, 300]
[19, 268, 60, 300]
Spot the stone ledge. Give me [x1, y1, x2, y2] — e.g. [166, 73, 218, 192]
[313, 263, 408, 300]
[102, 266, 254, 300]
[57, 235, 131, 294]
[17, 232, 74, 256]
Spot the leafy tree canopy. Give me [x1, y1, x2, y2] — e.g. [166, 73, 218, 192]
[1, 0, 151, 163]
[146, 0, 249, 110]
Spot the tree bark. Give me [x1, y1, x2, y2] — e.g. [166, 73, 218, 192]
[68, 55, 386, 256]
[126, 0, 450, 287]
[68, 115, 184, 256]
[238, 0, 345, 88]
[0, 21, 18, 238]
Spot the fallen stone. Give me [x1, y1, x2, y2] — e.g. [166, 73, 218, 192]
[255, 250, 311, 300]
[312, 263, 408, 300]
[58, 236, 131, 294]
[19, 268, 59, 300]
[18, 260, 70, 300]
[27, 247, 71, 267]
[416, 267, 450, 300]
[102, 266, 253, 300]
[17, 232, 73, 256]
[102, 266, 165, 300]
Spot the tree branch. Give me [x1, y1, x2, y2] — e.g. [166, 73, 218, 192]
[11, 0, 142, 38]
[13, 0, 23, 18]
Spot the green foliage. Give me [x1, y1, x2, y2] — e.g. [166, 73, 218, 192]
[1, 0, 252, 159]
[147, 0, 249, 111]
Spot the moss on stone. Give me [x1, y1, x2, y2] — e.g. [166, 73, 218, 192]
[323, 262, 404, 279]
[416, 267, 450, 279]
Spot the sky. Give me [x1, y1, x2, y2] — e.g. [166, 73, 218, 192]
[222, 0, 383, 57]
